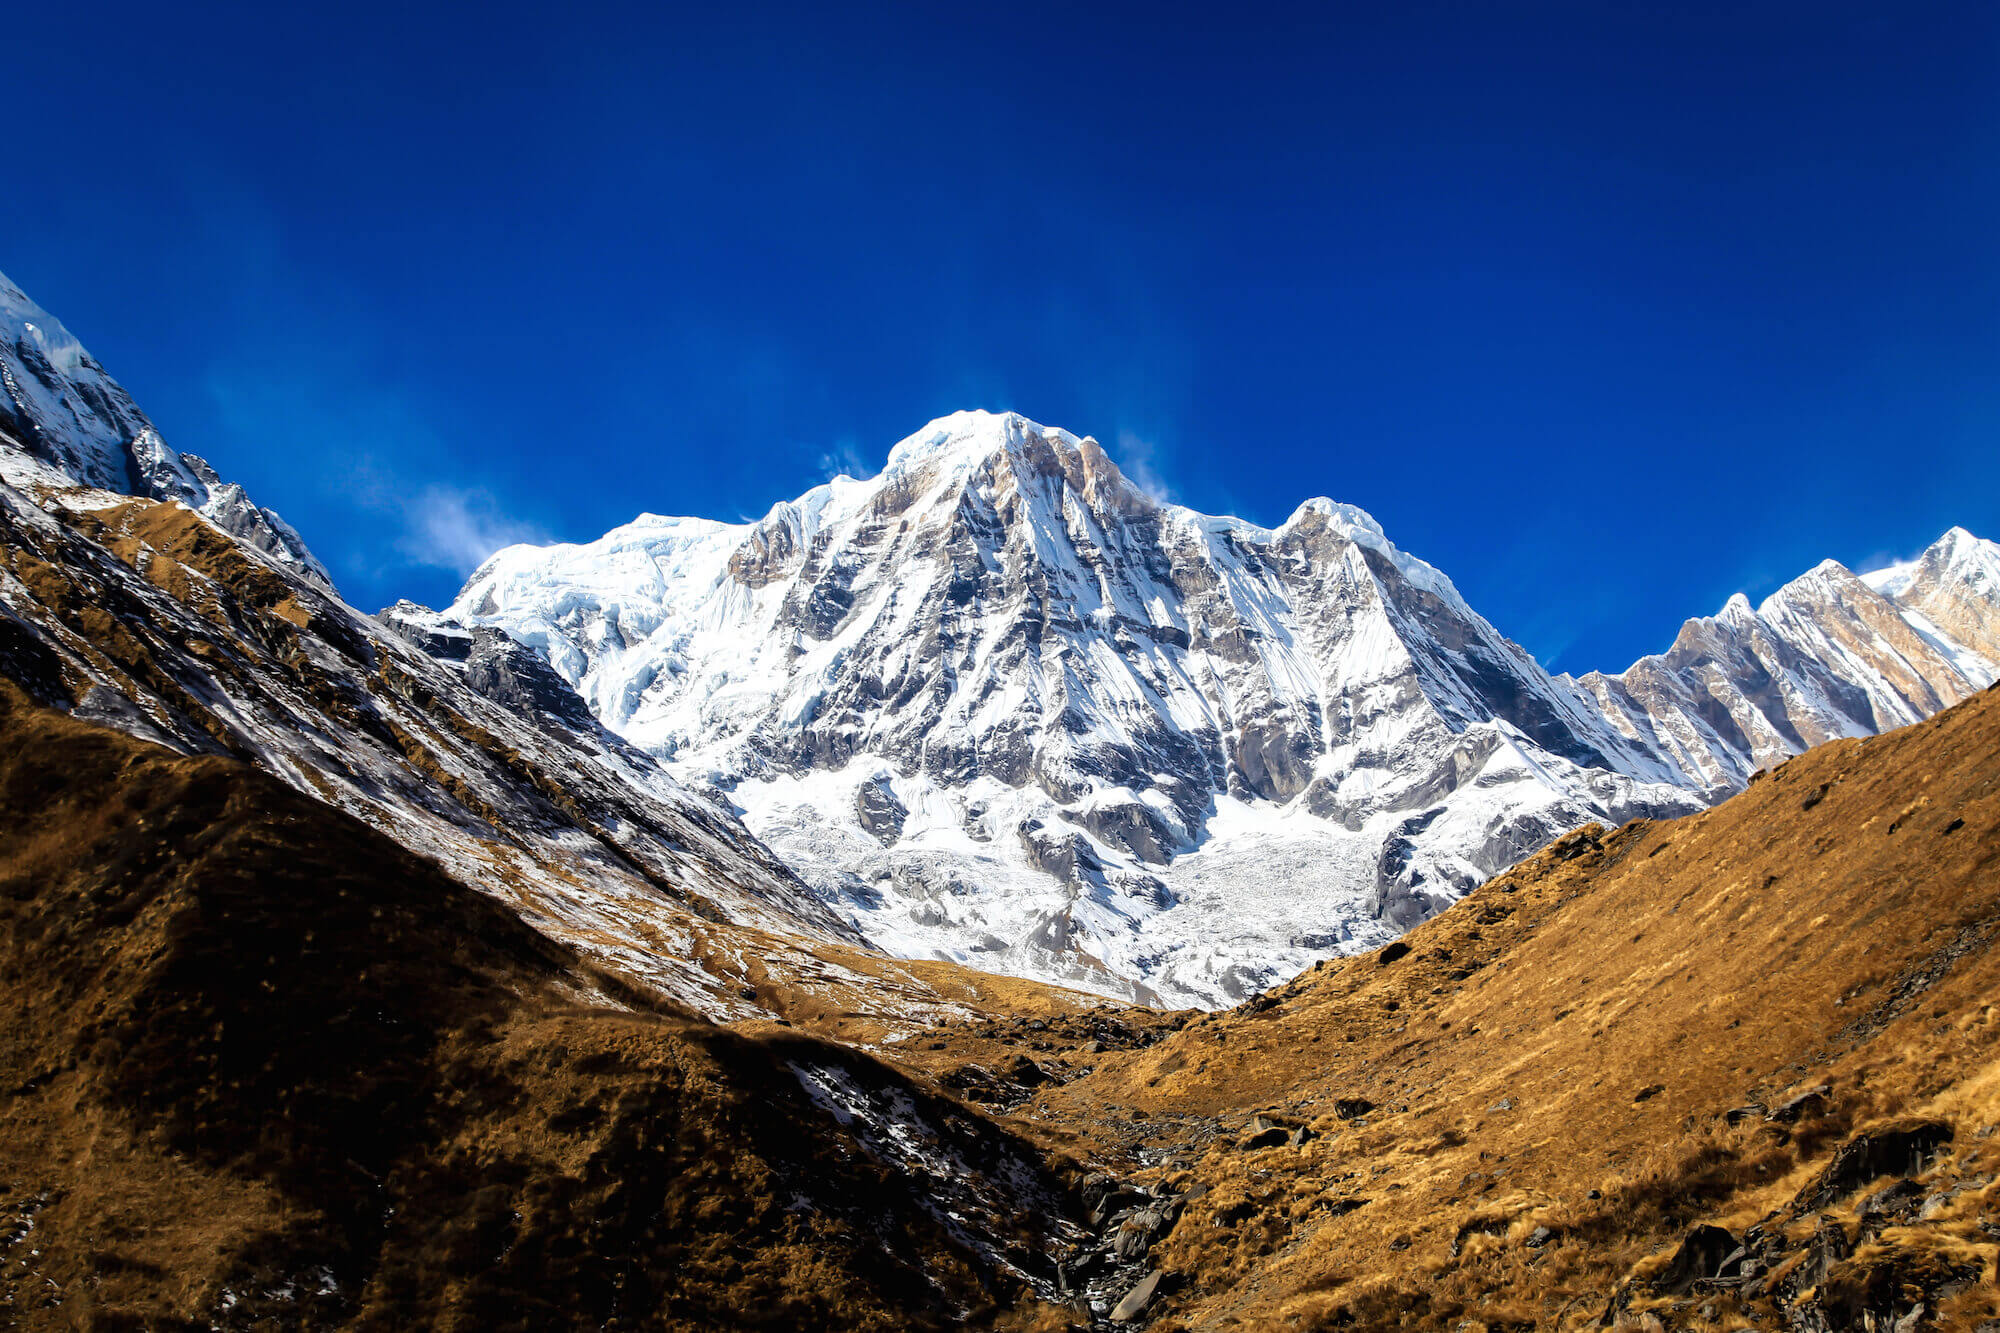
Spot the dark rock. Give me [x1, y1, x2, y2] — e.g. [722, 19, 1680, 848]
[1080, 1172, 1121, 1215]
[1804, 1241, 1979, 1333]
[1767, 1084, 1832, 1123]
[1377, 940, 1412, 965]
[1090, 1186, 1150, 1228]
[1002, 1054, 1049, 1087]
[1650, 1224, 1742, 1294]
[1334, 1098, 1376, 1120]
[853, 775, 908, 846]
[1111, 1208, 1167, 1260]
[462, 629, 598, 730]
[1110, 1270, 1163, 1322]
[1288, 1125, 1315, 1148]
[1633, 1083, 1665, 1103]
[1242, 1126, 1290, 1150]
[1858, 1178, 1928, 1223]
[1803, 1213, 1851, 1291]
[1723, 1104, 1767, 1126]
[1794, 1120, 1953, 1213]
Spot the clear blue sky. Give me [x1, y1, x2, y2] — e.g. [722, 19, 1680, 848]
[6, 2, 1996, 672]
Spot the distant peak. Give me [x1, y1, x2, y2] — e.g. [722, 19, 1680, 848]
[1929, 526, 1996, 566]
[1719, 592, 1756, 620]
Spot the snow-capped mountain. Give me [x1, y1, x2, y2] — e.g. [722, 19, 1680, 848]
[10, 257, 1992, 1012]
[437, 412, 2000, 1006]
[440, 413, 1676, 1004]
[0, 269, 328, 583]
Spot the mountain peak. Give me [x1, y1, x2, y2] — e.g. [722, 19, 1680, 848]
[1931, 525, 1999, 573]
[882, 409, 1085, 473]
[0, 268, 89, 377]
[1279, 496, 1390, 545]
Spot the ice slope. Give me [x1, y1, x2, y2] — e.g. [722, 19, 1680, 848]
[0, 268, 328, 583]
[443, 411, 1708, 1006]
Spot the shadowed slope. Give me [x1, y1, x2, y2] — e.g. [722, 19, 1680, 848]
[0, 683, 1074, 1331]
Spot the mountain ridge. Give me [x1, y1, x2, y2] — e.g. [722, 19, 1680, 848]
[0, 268, 330, 584]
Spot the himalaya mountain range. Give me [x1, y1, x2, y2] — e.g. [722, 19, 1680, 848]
[5, 266, 1996, 1008]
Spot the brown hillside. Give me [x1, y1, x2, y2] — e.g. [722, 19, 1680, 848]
[6, 652, 2000, 1330]
[960, 682, 2000, 1330]
[0, 681, 1077, 1331]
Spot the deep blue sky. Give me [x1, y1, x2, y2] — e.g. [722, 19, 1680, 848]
[6, 2, 1996, 671]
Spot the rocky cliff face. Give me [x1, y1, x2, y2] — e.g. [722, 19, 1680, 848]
[437, 412, 1999, 1006]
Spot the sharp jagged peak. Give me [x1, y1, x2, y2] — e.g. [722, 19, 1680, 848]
[1922, 525, 2000, 578]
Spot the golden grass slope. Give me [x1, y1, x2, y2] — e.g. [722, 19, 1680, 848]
[993, 681, 2000, 1330]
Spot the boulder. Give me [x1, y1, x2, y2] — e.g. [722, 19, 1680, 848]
[1080, 1172, 1121, 1215]
[852, 774, 908, 845]
[1767, 1084, 1832, 1124]
[1650, 1224, 1743, 1294]
[1111, 1208, 1167, 1260]
[1111, 1270, 1163, 1322]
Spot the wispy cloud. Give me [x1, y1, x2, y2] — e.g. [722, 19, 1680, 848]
[1113, 430, 1177, 504]
[817, 436, 875, 482]
[395, 484, 549, 574]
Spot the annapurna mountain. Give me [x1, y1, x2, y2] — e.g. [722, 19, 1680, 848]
[419, 410, 2000, 1006]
